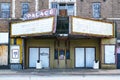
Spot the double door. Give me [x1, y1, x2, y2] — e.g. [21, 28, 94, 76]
[29, 48, 49, 68]
[75, 48, 95, 68]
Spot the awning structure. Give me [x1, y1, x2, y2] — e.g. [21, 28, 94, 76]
[10, 15, 115, 38]
[11, 16, 56, 37]
[70, 16, 115, 38]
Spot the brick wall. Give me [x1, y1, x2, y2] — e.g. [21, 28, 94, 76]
[15, 0, 35, 18]
[0, 19, 9, 32]
[76, 0, 113, 18]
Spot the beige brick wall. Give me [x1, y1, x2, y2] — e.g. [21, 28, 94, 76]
[0, 19, 9, 32]
[113, 0, 120, 18]
[38, 0, 48, 10]
[76, 0, 113, 18]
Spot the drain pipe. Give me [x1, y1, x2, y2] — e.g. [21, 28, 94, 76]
[21, 36, 25, 69]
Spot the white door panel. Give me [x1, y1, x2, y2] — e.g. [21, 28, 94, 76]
[40, 48, 49, 68]
[86, 48, 95, 68]
[75, 48, 85, 67]
[75, 48, 95, 68]
[29, 48, 39, 67]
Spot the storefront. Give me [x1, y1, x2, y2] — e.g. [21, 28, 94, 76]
[10, 9, 116, 69]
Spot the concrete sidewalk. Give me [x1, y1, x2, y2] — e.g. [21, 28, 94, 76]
[0, 69, 120, 75]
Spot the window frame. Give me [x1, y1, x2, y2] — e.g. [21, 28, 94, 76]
[21, 2, 29, 17]
[0, 3, 10, 18]
[104, 45, 116, 64]
[92, 2, 101, 18]
[51, 2, 74, 16]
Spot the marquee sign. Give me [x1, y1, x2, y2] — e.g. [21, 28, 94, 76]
[11, 17, 55, 37]
[23, 8, 57, 20]
[71, 16, 114, 37]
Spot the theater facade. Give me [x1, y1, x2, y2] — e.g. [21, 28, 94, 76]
[10, 8, 116, 69]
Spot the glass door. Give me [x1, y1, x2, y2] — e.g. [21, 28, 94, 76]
[40, 48, 49, 68]
[75, 48, 85, 67]
[29, 48, 39, 67]
[86, 48, 95, 68]
[75, 47, 95, 68]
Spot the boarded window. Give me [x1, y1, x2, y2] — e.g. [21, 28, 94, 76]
[105, 45, 115, 64]
[0, 45, 8, 65]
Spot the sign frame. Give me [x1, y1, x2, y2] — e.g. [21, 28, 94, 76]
[10, 45, 20, 63]
[10, 16, 56, 37]
[70, 16, 115, 38]
[23, 8, 57, 20]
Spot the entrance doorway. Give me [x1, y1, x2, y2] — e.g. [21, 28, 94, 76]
[40, 48, 49, 68]
[54, 39, 70, 68]
[55, 49, 70, 68]
[75, 48, 95, 68]
[29, 48, 49, 68]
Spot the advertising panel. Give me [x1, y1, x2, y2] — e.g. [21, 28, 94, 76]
[71, 17, 114, 37]
[10, 45, 20, 63]
[11, 17, 55, 37]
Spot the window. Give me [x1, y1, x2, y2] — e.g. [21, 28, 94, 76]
[22, 3, 29, 17]
[92, 3, 101, 18]
[66, 50, 70, 59]
[56, 16, 69, 34]
[51, 2, 58, 9]
[59, 49, 65, 60]
[0, 3, 10, 18]
[54, 49, 58, 59]
[0, 33, 8, 44]
[67, 4, 74, 16]
[51, 3, 74, 16]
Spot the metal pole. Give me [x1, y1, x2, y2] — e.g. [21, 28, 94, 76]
[8, 20, 11, 69]
[22, 38, 25, 69]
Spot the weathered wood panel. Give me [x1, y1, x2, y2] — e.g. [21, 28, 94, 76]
[0, 45, 8, 65]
